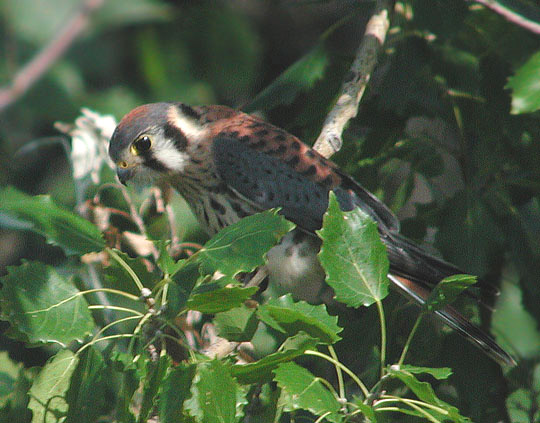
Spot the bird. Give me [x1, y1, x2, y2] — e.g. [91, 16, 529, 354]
[108, 102, 516, 366]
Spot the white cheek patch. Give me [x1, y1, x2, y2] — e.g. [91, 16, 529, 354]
[153, 139, 189, 173]
[168, 106, 207, 141]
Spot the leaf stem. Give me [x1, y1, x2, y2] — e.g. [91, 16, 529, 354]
[397, 312, 424, 366]
[375, 299, 387, 377]
[328, 345, 346, 401]
[305, 349, 370, 398]
[107, 248, 144, 292]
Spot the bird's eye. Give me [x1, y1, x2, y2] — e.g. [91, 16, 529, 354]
[131, 135, 152, 155]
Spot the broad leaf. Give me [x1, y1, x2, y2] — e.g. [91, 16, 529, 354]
[231, 332, 318, 384]
[507, 49, 540, 114]
[424, 274, 477, 312]
[274, 362, 342, 423]
[65, 347, 107, 423]
[0, 187, 105, 256]
[198, 209, 294, 277]
[104, 249, 160, 293]
[318, 193, 389, 307]
[244, 42, 329, 112]
[28, 350, 79, 423]
[163, 261, 200, 319]
[187, 284, 258, 314]
[140, 355, 171, 423]
[257, 294, 342, 344]
[0, 261, 95, 346]
[214, 305, 259, 342]
[190, 360, 242, 423]
[159, 363, 196, 423]
[387, 367, 471, 423]
[395, 364, 453, 380]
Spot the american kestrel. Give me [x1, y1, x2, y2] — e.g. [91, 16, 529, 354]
[108, 102, 515, 366]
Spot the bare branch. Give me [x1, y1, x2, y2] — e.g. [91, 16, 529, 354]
[470, 0, 540, 35]
[0, 0, 106, 113]
[313, 0, 394, 158]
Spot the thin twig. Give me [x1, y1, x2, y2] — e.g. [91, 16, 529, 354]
[0, 0, 106, 113]
[313, 0, 395, 158]
[470, 0, 540, 34]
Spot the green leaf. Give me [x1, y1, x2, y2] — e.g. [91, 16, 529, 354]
[192, 360, 241, 423]
[214, 305, 259, 342]
[244, 42, 329, 112]
[159, 363, 196, 423]
[257, 294, 342, 345]
[0, 187, 105, 255]
[0, 352, 22, 406]
[187, 284, 258, 314]
[396, 365, 453, 380]
[0, 261, 95, 347]
[317, 192, 389, 308]
[140, 355, 171, 423]
[231, 332, 318, 384]
[28, 350, 79, 423]
[274, 362, 342, 423]
[507, 50, 540, 114]
[65, 347, 107, 423]
[198, 210, 294, 277]
[104, 249, 160, 293]
[387, 367, 471, 423]
[424, 274, 477, 312]
[506, 388, 534, 423]
[163, 261, 200, 319]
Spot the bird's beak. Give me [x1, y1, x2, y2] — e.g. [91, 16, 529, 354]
[116, 167, 134, 186]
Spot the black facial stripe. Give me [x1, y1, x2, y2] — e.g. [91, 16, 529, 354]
[164, 122, 188, 151]
[143, 151, 168, 172]
[178, 103, 200, 120]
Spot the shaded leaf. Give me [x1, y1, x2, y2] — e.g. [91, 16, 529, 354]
[104, 249, 160, 293]
[140, 355, 171, 423]
[274, 362, 342, 423]
[257, 294, 342, 345]
[318, 193, 389, 307]
[506, 388, 535, 423]
[65, 347, 107, 423]
[159, 363, 196, 423]
[0, 187, 105, 255]
[507, 49, 540, 114]
[245, 43, 329, 112]
[425, 274, 477, 312]
[214, 305, 259, 342]
[231, 332, 318, 384]
[28, 350, 79, 423]
[388, 367, 471, 423]
[163, 261, 200, 319]
[0, 261, 95, 347]
[198, 210, 294, 277]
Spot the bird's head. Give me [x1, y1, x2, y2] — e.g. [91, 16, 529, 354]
[108, 102, 207, 185]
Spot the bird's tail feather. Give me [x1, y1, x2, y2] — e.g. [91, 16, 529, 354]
[388, 274, 516, 366]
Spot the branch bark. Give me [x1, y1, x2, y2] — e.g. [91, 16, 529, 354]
[0, 0, 106, 113]
[470, 0, 540, 35]
[313, 0, 394, 159]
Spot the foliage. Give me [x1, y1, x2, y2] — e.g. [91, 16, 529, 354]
[0, 1, 539, 422]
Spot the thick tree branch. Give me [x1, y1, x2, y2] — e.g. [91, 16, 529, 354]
[313, 0, 394, 159]
[0, 0, 106, 113]
[470, 0, 540, 34]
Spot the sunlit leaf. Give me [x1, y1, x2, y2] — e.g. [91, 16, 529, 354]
[507, 49, 540, 114]
[198, 209, 294, 277]
[0, 187, 105, 256]
[0, 261, 95, 347]
[318, 193, 389, 307]
[396, 364, 453, 380]
[257, 294, 342, 344]
[28, 350, 79, 423]
[274, 362, 342, 423]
